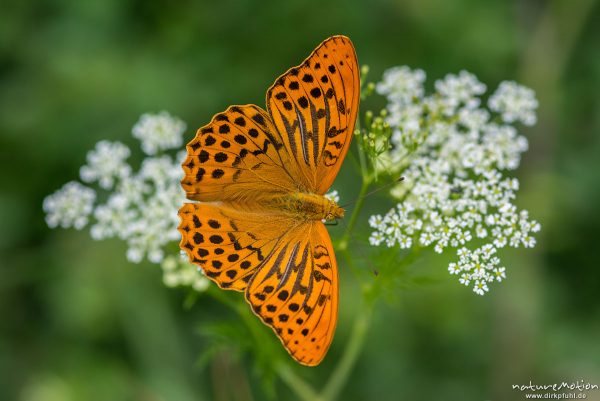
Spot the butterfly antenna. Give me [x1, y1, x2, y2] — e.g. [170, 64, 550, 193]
[340, 176, 405, 208]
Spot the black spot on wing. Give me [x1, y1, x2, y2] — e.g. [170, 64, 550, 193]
[298, 96, 308, 109]
[205, 135, 216, 146]
[214, 152, 228, 163]
[302, 73, 313, 83]
[252, 114, 266, 126]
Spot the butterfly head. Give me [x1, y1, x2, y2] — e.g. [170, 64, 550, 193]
[324, 198, 345, 221]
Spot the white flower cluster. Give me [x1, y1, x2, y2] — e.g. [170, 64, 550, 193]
[376, 66, 426, 105]
[489, 81, 538, 126]
[132, 111, 186, 155]
[43, 112, 209, 291]
[162, 254, 209, 292]
[435, 70, 486, 111]
[80, 140, 131, 189]
[369, 67, 540, 295]
[90, 151, 185, 264]
[449, 245, 505, 295]
[43, 181, 96, 229]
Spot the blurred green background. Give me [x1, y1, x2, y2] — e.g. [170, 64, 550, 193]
[2, 0, 600, 400]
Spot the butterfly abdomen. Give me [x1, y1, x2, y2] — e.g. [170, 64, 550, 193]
[277, 192, 344, 221]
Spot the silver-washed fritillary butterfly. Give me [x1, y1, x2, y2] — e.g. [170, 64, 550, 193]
[178, 36, 359, 366]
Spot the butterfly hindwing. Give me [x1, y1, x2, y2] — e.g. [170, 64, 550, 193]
[246, 222, 338, 366]
[178, 202, 296, 291]
[179, 203, 339, 365]
[266, 35, 360, 194]
[181, 105, 301, 202]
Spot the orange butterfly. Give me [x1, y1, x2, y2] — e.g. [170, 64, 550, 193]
[178, 36, 359, 366]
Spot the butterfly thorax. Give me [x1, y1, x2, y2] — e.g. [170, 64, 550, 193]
[272, 192, 344, 222]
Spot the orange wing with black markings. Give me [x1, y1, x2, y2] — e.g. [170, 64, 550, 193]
[179, 203, 297, 291]
[246, 222, 338, 366]
[178, 36, 359, 366]
[266, 35, 359, 194]
[181, 105, 305, 202]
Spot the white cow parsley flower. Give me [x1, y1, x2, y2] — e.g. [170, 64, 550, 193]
[132, 111, 186, 155]
[376, 66, 426, 106]
[489, 81, 538, 126]
[452, 246, 504, 295]
[369, 66, 540, 295]
[89, 155, 185, 264]
[43, 181, 96, 229]
[435, 70, 486, 112]
[79, 141, 131, 189]
[43, 112, 206, 292]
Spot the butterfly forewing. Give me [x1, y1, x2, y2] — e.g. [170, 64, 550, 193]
[181, 105, 300, 202]
[266, 35, 360, 194]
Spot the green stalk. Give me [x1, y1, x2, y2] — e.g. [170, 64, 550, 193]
[338, 179, 369, 251]
[277, 364, 321, 401]
[339, 124, 371, 251]
[320, 299, 372, 401]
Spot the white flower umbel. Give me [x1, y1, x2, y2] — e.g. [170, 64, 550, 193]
[43, 112, 208, 292]
[435, 70, 486, 112]
[450, 246, 504, 295]
[88, 154, 185, 264]
[80, 141, 131, 189]
[376, 66, 426, 106]
[132, 111, 186, 155]
[43, 181, 96, 229]
[489, 81, 538, 126]
[369, 67, 540, 294]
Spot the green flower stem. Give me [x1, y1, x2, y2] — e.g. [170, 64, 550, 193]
[338, 178, 370, 251]
[339, 121, 371, 251]
[277, 364, 321, 401]
[320, 292, 372, 401]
